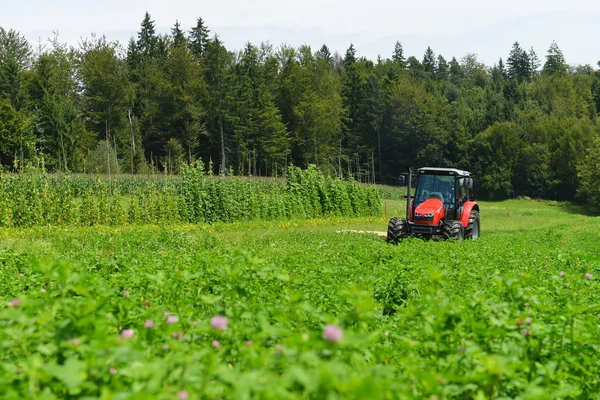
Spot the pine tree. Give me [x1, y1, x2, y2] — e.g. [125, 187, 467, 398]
[189, 17, 210, 59]
[30, 53, 64, 170]
[392, 41, 406, 69]
[407, 56, 425, 79]
[490, 58, 506, 88]
[529, 47, 540, 76]
[203, 34, 232, 173]
[360, 66, 384, 181]
[137, 12, 158, 61]
[256, 85, 289, 172]
[126, 38, 140, 74]
[497, 58, 507, 79]
[436, 54, 448, 81]
[0, 56, 24, 110]
[449, 57, 464, 83]
[507, 42, 531, 81]
[231, 42, 261, 172]
[160, 41, 207, 165]
[344, 44, 357, 67]
[0, 27, 32, 69]
[0, 98, 34, 169]
[341, 44, 361, 148]
[317, 44, 331, 61]
[422, 46, 436, 76]
[171, 20, 186, 48]
[543, 41, 567, 76]
[591, 63, 600, 117]
[79, 37, 131, 171]
[289, 46, 342, 172]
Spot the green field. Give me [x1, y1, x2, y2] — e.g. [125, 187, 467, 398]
[2, 197, 600, 399]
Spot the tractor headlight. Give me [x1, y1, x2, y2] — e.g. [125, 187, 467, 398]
[415, 213, 435, 218]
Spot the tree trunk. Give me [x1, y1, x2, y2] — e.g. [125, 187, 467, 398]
[128, 108, 135, 173]
[377, 124, 383, 184]
[106, 119, 112, 197]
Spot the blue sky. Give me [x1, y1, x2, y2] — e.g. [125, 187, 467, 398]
[2, 0, 599, 67]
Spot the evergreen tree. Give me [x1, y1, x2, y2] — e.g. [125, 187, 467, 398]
[507, 42, 531, 81]
[0, 98, 34, 169]
[341, 43, 362, 167]
[448, 57, 464, 83]
[407, 56, 425, 79]
[592, 64, 600, 116]
[316, 44, 333, 71]
[392, 41, 406, 69]
[30, 53, 69, 170]
[189, 17, 210, 59]
[126, 38, 140, 76]
[497, 58, 507, 79]
[361, 66, 384, 181]
[171, 20, 186, 48]
[162, 44, 207, 165]
[0, 27, 32, 69]
[317, 44, 331, 62]
[231, 42, 261, 173]
[543, 41, 568, 76]
[203, 34, 232, 173]
[422, 46, 436, 76]
[290, 46, 342, 172]
[274, 44, 301, 142]
[79, 36, 132, 171]
[137, 12, 158, 62]
[490, 58, 506, 90]
[343, 44, 356, 67]
[0, 56, 24, 110]
[436, 54, 448, 81]
[529, 47, 540, 76]
[256, 85, 289, 172]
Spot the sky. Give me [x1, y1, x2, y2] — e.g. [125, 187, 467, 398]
[1, 0, 599, 67]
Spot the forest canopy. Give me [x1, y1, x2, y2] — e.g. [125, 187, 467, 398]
[1, 14, 600, 206]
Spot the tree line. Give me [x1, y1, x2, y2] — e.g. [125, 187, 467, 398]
[1, 13, 600, 205]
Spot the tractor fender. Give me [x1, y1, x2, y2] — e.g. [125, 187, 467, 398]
[459, 201, 479, 228]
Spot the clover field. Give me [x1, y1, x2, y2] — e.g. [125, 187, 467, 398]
[1, 197, 600, 399]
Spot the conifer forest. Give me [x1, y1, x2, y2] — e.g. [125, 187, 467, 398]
[1, 13, 600, 206]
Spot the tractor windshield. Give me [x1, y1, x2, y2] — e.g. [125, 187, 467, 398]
[414, 174, 455, 205]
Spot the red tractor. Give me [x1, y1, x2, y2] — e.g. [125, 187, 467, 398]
[387, 167, 480, 242]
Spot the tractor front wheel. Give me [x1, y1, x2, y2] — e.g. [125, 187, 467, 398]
[387, 217, 407, 244]
[466, 210, 480, 240]
[443, 220, 464, 240]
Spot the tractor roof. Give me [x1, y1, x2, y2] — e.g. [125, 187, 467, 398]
[417, 167, 471, 177]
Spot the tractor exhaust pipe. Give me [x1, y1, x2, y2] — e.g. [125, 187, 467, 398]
[406, 166, 412, 220]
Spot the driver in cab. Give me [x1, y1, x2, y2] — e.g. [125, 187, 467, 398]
[429, 180, 453, 204]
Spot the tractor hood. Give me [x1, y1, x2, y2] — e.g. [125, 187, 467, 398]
[414, 198, 444, 219]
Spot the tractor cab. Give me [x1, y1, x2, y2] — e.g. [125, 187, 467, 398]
[389, 167, 480, 242]
[412, 168, 473, 221]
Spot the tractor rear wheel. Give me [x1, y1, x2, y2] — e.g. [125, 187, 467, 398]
[466, 210, 480, 240]
[443, 220, 464, 240]
[387, 217, 407, 243]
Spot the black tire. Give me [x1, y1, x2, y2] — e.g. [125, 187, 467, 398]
[443, 220, 464, 240]
[387, 217, 407, 243]
[466, 210, 480, 240]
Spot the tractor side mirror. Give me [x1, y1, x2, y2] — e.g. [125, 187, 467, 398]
[465, 178, 473, 190]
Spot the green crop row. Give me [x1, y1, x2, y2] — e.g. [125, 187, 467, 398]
[0, 164, 381, 227]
